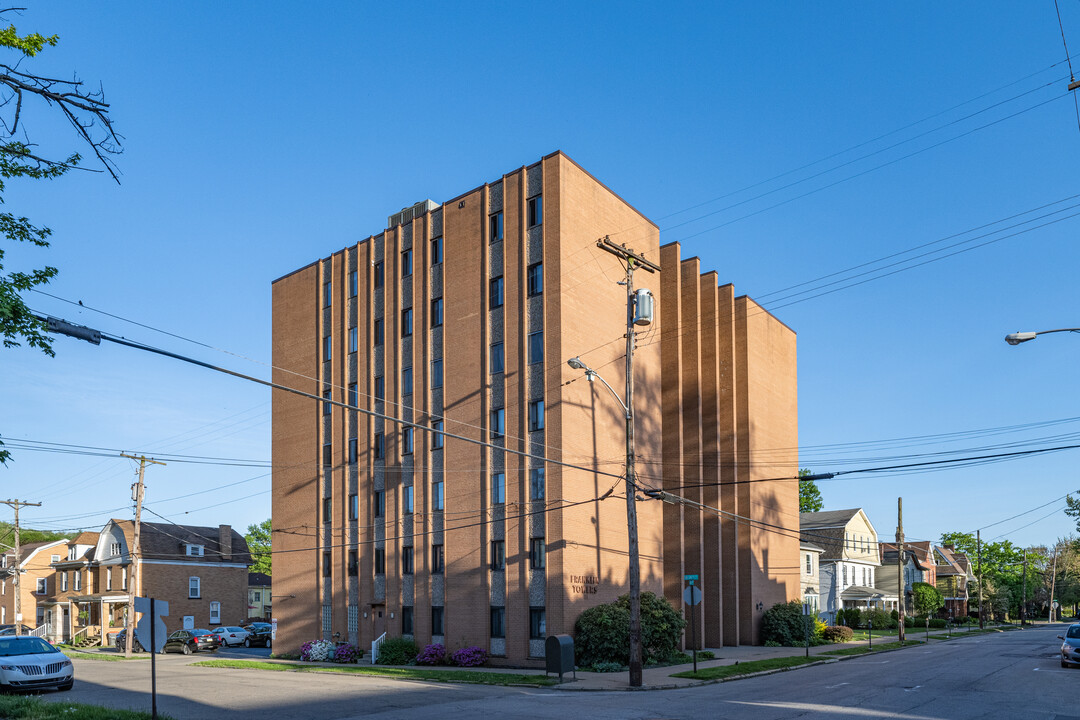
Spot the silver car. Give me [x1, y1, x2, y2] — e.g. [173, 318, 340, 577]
[1059, 624, 1080, 667]
[0, 636, 73, 692]
[210, 626, 251, 647]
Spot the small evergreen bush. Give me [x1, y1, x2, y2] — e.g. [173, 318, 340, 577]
[574, 591, 686, 666]
[375, 636, 419, 665]
[864, 608, 893, 630]
[697, 650, 715, 660]
[761, 600, 815, 646]
[822, 625, 854, 643]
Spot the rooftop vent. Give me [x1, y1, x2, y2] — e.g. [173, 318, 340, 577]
[388, 199, 439, 229]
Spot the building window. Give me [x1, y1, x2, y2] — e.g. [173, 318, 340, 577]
[323, 388, 332, 415]
[530, 538, 546, 570]
[402, 308, 413, 337]
[61, 572, 68, 592]
[805, 554, 812, 574]
[529, 400, 544, 432]
[530, 467, 545, 500]
[348, 550, 358, 576]
[402, 546, 414, 575]
[323, 335, 332, 360]
[402, 249, 412, 277]
[491, 408, 505, 440]
[350, 270, 358, 297]
[189, 577, 201, 599]
[490, 343, 504, 374]
[402, 606, 414, 635]
[106, 568, 112, 591]
[68, 547, 76, 561]
[530, 608, 546, 639]
[74, 571, 81, 591]
[489, 277, 504, 309]
[432, 359, 443, 389]
[490, 606, 506, 638]
[490, 540, 505, 571]
[348, 383, 358, 407]
[842, 565, 848, 586]
[527, 195, 543, 227]
[489, 212, 503, 242]
[404, 486, 414, 514]
[402, 367, 413, 396]
[432, 420, 444, 449]
[109, 542, 122, 557]
[528, 330, 543, 364]
[431, 298, 443, 327]
[374, 433, 385, 460]
[322, 497, 332, 523]
[403, 427, 414, 455]
[324, 280, 332, 307]
[491, 473, 505, 505]
[432, 606, 445, 636]
[374, 491, 385, 518]
[349, 493, 358, 521]
[527, 262, 543, 296]
[36, 578, 46, 594]
[323, 552, 332, 577]
[432, 545, 444, 574]
[121, 567, 128, 590]
[431, 236, 443, 265]
[322, 443, 332, 467]
[349, 326, 358, 353]
[374, 376, 385, 401]
[374, 548, 385, 574]
[374, 261, 384, 288]
[209, 601, 221, 625]
[374, 318, 384, 346]
[433, 481, 444, 510]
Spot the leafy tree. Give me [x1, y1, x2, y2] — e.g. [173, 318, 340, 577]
[912, 582, 944, 617]
[245, 519, 271, 575]
[798, 468, 823, 513]
[0, 522, 71, 546]
[0, 12, 121, 465]
[573, 591, 686, 666]
[1065, 496, 1080, 534]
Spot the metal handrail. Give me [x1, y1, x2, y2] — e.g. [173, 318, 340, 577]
[371, 632, 386, 663]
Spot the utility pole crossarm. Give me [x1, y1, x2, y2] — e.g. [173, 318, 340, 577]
[0, 500, 42, 637]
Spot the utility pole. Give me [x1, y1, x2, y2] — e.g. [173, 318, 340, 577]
[120, 454, 164, 657]
[1049, 547, 1059, 625]
[977, 530, 983, 630]
[1, 500, 41, 636]
[1021, 553, 1028, 626]
[596, 236, 659, 689]
[896, 497, 905, 644]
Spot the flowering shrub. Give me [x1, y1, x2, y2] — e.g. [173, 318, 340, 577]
[300, 639, 334, 662]
[450, 646, 488, 667]
[332, 642, 361, 663]
[415, 643, 447, 665]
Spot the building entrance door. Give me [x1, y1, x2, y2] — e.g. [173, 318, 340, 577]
[372, 605, 386, 639]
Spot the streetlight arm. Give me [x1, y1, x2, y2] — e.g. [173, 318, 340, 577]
[587, 370, 630, 418]
[1005, 328, 1080, 345]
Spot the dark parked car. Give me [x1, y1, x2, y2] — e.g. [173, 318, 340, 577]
[241, 621, 271, 632]
[0, 625, 36, 637]
[163, 629, 220, 655]
[113, 628, 146, 652]
[244, 625, 272, 648]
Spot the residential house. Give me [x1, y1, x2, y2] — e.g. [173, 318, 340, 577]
[248, 573, 271, 621]
[935, 543, 973, 618]
[0, 539, 68, 631]
[800, 541, 823, 613]
[801, 509, 894, 624]
[878, 540, 937, 614]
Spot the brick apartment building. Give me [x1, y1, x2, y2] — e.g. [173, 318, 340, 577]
[0, 539, 68, 629]
[271, 151, 799, 664]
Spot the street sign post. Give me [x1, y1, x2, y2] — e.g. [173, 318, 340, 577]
[683, 578, 702, 673]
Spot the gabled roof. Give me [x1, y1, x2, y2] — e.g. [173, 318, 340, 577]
[800, 509, 862, 529]
[105, 520, 252, 565]
[248, 572, 272, 587]
[71, 531, 99, 545]
[800, 509, 878, 561]
[4, 539, 68, 566]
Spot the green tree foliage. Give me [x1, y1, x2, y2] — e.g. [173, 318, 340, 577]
[245, 519, 271, 575]
[573, 591, 686, 666]
[1065, 496, 1080, 534]
[0, 522, 70, 545]
[761, 600, 816, 646]
[912, 582, 944, 617]
[798, 468, 823, 513]
[0, 13, 120, 466]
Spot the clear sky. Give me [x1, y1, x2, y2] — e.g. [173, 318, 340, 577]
[3, 2, 1079, 552]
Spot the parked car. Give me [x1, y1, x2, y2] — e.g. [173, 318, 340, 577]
[0, 625, 35, 637]
[0, 636, 73, 692]
[210, 626, 250, 647]
[163, 629, 220, 655]
[241, 620, 271, 632]
[1059, 623, 1080, 667]
[244, 625, 272, 648]
[113, 628, 146, 652]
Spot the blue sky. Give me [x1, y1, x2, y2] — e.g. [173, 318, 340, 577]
[3, 2, 1079, 551]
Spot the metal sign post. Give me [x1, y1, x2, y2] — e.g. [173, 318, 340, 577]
[683, 575, 701, 673]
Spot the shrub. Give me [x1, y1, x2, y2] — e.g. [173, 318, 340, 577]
[300, 639, 334, 662]
[375, 636, 419, 665]
[696, 650, 715, 660]
[840, 608, 863, 628]
[864, 608, 893, 630]
[890, 609, 899, 623]
[928, 618, 947, 629]
[415, 643, 446, 666]
[450, 646, 488, 667]
[761, 600, 815, 646]
[574, 591, 687, 666]
[331, 642, 361, 663]
[591, 661, 624, 673]
[822, 626, 853, 643]
[763, 640, 782, 647]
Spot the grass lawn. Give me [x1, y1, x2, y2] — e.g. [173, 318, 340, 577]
[823, 641, 921, 656]
[58, 646, 143, 662]
[192, 659, 558, 686]
[0, 695, 172, 719]
[670, 655, 820, 680]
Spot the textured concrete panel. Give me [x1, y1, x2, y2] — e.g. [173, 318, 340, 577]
[489, 182, 503, 213]
[490, 638, 506, 657]
[491, 570, 505, 605]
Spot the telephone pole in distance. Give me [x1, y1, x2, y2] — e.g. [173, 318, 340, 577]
[120, 454, 165, 657]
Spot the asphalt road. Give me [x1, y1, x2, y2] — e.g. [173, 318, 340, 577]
[39, 624, 1080, 719]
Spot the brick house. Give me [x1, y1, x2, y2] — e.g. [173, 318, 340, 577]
[0, 539, 68, 630]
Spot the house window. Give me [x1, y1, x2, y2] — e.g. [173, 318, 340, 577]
[349, 493, 358, 520]
[402, 308, 413, 337]
[323, 497, 332, 523]
[431, 236, 443, 265]
[490, 540, 505, 571]
[489, 277, 504, 308]
[322, 443, 332, 467]
[374, 433, 385, 460]
[374, 548, 386, 574]
[209, 601, 221, 625]
[374, 376, 385, 401]
[36, 578, 46, 594]
[527, 262, 543, 296]
[348, 550, 358, 576]
[431, 298, 443, 327]
[529, 400, 544, 432]
[842, 566, 848, 586]
[432, 359, 443, 389]
[490, 343, 504, 374]
[404, 486, 414, 514]
[402, 249, 412, 277]
[805, 554, 812, 574]
[402, 426, 414, 455]
[51, 554, 60, 563]
[432, 545, 444, 574]
[433, 420, 444, 449]
[74, 571, 81, 591]
[374, 318, 384, 346]
[348, 383, 358, 407]
[528, 331, 543, 364]
[374, 261, 384, 288]
[490, 607, 506, 638]
[530, 468, 545, 500]
[323, 388, 332, 415]
[68, 547, 76, 561]
[349, 270, 358, 297]
[491, 473, 505, 505]
[433, 481, 444, 510]
[402, 367, 413, 396]
[530, 538, 546, 569]
[402, 606, 414, 635]
[323, 335, 332, 361]
[491, 408, 505, 439]
[189, 577, 201, 599]
[432, 606, 445, 636]
[106, 569, 112, 591]
[324, 280, 332, 307]
[349, 326, 358, 353]
[527, 195, 543, 227]
[61, 572, 68, 592]
[111, 542, 121, 557]
[374, 491, 385, 518]
[530, 608, 546, 639]
[402, 547, 414, 574]
[489, 212, 503, 242]
[122, 567, 128, 590]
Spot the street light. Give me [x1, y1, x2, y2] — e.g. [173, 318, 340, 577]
[1004, 328, 1080, 345]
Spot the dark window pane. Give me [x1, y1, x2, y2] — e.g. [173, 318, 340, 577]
[350, 270, 358, 297]
[403, 427, 414, 455]
[402, 309, 413, 337]
[431, 298, 443, 327]
[489, 277, 504, 308]
[489, 213, 503, 242]
[528, 331, 543, 364]
[432, 545, 444, 573]
[530, 538, 546, 569]
[432, 607, 444, 635]
[374, 319, 384, 345]
[529, 608, 546, 639]
[403, 367, 413, 396]
[374, 433, 385, 460]
[375, 377, 385, 401]
[491, 408, 505, 439]
[527, 263, 543, 296]
[348, 550, 358, 576]
[375, 491, 385, 517]
[323, 552, 332, 577]
[432, 359, 443, 389]
[529, 400, 545, 432]
[402, 250, 412, 277]
[348, 383, 358, 407]
[402, 546, 414, 574]
[374, 548, 385, 574]
[530, 467, 545, 500]
[402, 606, 414, 634]
[431, 237, 442, 265]
[527, 195, 543, 227]
[490, 343, 504, 374]
[374, 262, 384, 288]
[490, 607, 505, 638]
[432, 420, 444, 449]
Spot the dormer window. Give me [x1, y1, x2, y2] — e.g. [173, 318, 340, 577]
[51, 555, 60, 563]
[68, 547, 77, 561]
[110, 542, 121, 557]
[186, 544, 204, 557]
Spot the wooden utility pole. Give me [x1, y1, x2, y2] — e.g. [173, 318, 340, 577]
[977, 530, 983, 629]
[1049, 548, 1059, 625]
[120, 454, 164, 657]
[896, 497, 905, 644]
[1, 500, 41, 636]
[1021, 554, 1028, 626]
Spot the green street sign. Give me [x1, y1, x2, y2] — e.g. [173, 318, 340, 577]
[684, 574, 699, 581]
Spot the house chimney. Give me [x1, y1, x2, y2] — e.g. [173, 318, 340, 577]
[219, 525, 233, 562]
[944, 543, 954, 551]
